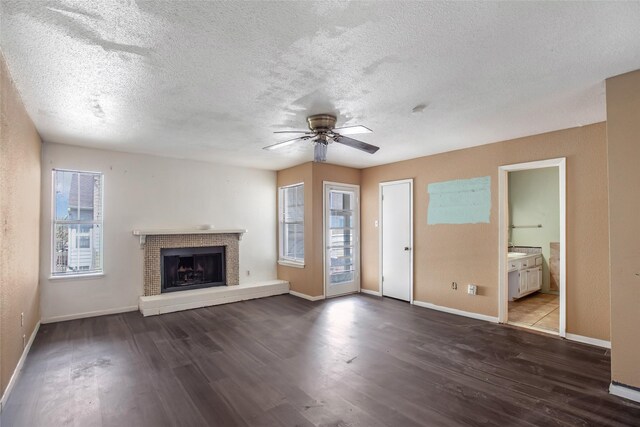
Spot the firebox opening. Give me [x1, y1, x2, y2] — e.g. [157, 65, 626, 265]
[161, 246, 225, 293]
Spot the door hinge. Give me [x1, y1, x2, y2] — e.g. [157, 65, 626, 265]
[382, 276, 384, 282]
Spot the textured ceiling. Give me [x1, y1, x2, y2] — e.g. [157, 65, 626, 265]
[1, 1, 640, 170]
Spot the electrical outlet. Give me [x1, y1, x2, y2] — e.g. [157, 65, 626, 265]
[246, 270, 251, 276]
[467, 284, 478, 295]
[21, 312, 24, 327]
[451, 282, 458, 290]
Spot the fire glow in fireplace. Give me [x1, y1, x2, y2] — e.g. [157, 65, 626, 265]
[161, 246, 225, 292]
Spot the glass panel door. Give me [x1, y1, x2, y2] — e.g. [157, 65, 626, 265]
[325, 183, 360, 297]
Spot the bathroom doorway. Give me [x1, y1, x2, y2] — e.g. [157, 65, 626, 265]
[498, 158, 566, 337]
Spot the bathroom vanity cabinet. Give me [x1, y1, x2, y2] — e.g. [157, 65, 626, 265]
[508, 254, 543, 300]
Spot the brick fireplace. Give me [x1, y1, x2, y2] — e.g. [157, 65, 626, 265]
[134, 229, 245, 296]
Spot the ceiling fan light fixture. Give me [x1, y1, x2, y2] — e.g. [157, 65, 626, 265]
[264, 113, 379, 160]
[314, 142, 327, 162]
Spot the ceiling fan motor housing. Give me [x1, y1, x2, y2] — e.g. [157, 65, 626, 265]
[307, 114, 337, 132]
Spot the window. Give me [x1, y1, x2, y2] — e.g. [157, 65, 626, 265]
[279, 183, 304, 265]
[52, 170, 103, 276]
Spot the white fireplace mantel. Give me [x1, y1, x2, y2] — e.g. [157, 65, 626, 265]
[132, 228, 247, 247]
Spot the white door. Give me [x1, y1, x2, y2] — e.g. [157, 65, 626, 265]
[325, 183, 360, 297]
[381, 180, 413, 301]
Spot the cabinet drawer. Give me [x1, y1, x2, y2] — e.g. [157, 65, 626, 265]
[520, 259, 530, 268]
[509, 260, 521, 270]
[535, 256, 543, 266]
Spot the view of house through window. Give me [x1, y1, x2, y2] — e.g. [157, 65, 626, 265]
[52, 170, 103, 275]
[279, 183, 304, 264]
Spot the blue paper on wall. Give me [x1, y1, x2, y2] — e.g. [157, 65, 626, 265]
[427, 176, 491, 224]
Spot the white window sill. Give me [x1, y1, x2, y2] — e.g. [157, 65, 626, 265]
[49, 272, 105, 281]
[278, 260, 305, 269]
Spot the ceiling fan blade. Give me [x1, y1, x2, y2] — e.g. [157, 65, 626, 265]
[263, 135, 312, 150]
[333, 135, 379, 154]
[273, 130, 314, 134]
[332, 125, 373, 135]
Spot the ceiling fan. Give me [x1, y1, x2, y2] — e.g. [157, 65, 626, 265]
[263, 114, 380, 162]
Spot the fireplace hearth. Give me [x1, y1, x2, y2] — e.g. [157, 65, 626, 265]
[161, 246, 225, 293]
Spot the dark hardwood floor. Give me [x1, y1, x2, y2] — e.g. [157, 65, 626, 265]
[2, 294, 639, 426]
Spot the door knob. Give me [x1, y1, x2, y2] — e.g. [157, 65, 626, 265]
[404, 247, 411, 251]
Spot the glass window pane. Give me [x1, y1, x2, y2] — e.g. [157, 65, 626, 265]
[53, 224, 70, 273]
[330, 271, 354, 284]
[54, 170, 75, 220]
[330, 210, 353, 228]
[330, 191, 352, 210]
[54, 171, 103, 221]
[329, 229, 354, 247]
[54, 223, 101, 273]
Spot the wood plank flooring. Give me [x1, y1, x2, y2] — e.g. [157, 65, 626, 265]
[2, 294, 639, 426]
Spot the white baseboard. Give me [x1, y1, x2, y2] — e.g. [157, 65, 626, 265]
[0, 321, 40, 413]
[565, 333, 611, 349]
[413, 300, 499, 323]
[610, 382, 640, 403]
[140, 280, 290, 316]
[360, 289, 382, 297]
[289, 290, 325, 301]
[41, 306, 139, 324]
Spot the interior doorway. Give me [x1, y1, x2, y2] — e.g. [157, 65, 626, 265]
[324, 182, 360, 298]
[498, 158, 566, 336]
[379, 179, 413, 302]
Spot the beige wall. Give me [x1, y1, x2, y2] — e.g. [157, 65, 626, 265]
[277, 162, 360, 297]
[606, 70, 640, 389]
[0, 52, 41, 397]
[277, 163, 314, 296]
[361, 123, 610, 340]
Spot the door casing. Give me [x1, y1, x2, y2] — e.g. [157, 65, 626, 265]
[498, 158, 566, 337]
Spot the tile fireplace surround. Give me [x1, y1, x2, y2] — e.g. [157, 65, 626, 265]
[134, 229, 246, 296]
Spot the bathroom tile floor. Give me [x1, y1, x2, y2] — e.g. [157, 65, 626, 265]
[508, 292, 559, 333]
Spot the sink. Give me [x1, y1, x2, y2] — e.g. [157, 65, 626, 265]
[508, 252, 527, 258]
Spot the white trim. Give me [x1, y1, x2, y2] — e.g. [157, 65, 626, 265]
[323, 181, 360, 298]
[132, 228, 247, 236]
[49, 272, 105, 281]
[277, 259, 305, 268]
[289, 290, 325, 301]
[133, 228, 246, 247]
[41, 306, 138, 324]
[279, 181, 305, 190]
[413, 300, 499, 323]
[610, 383, 640, 403]
[0, 321, 40, 413]
[51, 170, 105, 277]
[565, 333, 611, 349]
[360, 289, 382, 297]
[140, 281, 290, 316]
[498, 158, 566, 337]
[379, 179, 414, 303]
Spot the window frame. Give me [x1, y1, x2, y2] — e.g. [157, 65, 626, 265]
[278, 182, 305, 268]
[50, 168, 104, 278]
